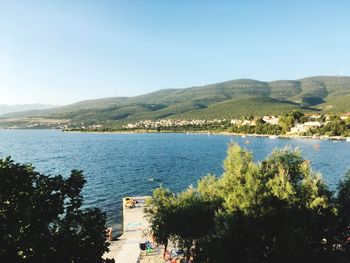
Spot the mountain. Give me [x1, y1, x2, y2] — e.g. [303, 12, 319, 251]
[2, 76, 350, 125]
[0, 104, 59, 116]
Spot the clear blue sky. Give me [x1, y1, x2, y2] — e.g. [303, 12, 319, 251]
[0, 0, 349, 105]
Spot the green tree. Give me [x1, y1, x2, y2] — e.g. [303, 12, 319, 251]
[279, 111, 305, 134]
[146, 144, 350, 263]
[145, 187, 220, 261]
[0, 157, 113, 263]
[144, 187, 173, 256]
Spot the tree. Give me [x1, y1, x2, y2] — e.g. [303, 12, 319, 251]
[278, 111, 305, 134]
[202, 145, 334, 263]
[146, 144, 350, 263]
[144, 187, 173, 257]
[0, 157, 113, 263]
[145, 187, 220, 261]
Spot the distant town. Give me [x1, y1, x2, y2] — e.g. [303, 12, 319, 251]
[2, 112, 350, 140]
[118, 113, 350, 138]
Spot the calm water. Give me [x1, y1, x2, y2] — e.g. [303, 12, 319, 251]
[1, 130, 350, 233]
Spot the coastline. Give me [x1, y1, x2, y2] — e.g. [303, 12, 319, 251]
[62, 129, 350, 141]
[3, 127, 348, 141]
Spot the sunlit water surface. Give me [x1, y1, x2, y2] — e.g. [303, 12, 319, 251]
[1, 130, 350, 233]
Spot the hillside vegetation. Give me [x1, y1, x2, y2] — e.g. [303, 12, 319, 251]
[2, 76, 350, 123]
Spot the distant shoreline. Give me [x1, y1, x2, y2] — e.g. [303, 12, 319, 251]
[62, 129, 350, 141]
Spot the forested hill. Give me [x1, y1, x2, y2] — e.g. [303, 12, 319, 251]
[2, 76, 350, 122]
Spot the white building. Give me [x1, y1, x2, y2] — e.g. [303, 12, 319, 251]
[230, 119, 242, 125]
[126, 123, 137, 129]
[263, 115, 279, 125]
[242, 119, 256, 126]
[290, 121, 322, 134]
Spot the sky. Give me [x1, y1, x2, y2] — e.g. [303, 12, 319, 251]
[0, 0, 349, 105]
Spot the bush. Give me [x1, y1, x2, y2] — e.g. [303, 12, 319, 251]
[146, 144, 350, 263]
[0, 157, 114, 263]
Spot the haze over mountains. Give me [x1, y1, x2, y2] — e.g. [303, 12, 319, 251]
[0, 104, 59, 116]
[2, 76, 350, 124]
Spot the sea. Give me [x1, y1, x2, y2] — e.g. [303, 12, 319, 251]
[1, 129, 350, 234]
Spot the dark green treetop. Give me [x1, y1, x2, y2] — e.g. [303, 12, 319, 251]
[0, 157, 114, 263]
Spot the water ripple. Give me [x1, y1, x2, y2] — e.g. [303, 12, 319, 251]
[1, 130, 350, 231]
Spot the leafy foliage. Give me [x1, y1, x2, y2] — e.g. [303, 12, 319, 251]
[145, 144, 350, 263]
[303, 115, 350, 137]
[229, 121, 282, 135]
[0, 157, 113, 263]
[279, 110, 305, 134]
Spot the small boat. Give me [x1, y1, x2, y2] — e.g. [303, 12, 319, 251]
[346, 138, 350, 142]
[242, 135, 246, 138]
[269, 135, 277, 139]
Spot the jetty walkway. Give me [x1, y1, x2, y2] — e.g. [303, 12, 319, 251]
[104, 196, 150, 263]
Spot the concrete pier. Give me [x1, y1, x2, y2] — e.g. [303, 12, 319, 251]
[104, 196, 150, 263]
